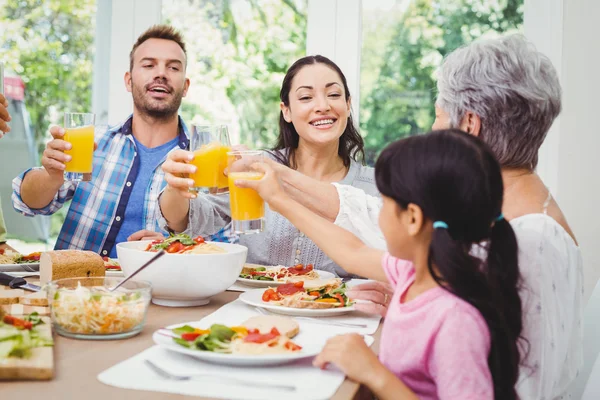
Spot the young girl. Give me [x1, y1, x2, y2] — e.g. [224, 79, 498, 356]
[235, 129, 523, 400]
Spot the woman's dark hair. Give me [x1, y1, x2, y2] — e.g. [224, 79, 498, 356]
[272, 55, 365, 168]
[375, 129, 523, 399]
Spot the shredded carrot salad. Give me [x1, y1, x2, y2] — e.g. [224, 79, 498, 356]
[51, 283, 149, 335]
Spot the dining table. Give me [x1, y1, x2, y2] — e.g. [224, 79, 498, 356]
[3, 289, 382, 400]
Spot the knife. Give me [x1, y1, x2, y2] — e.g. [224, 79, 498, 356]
[0, 272, 41, 292]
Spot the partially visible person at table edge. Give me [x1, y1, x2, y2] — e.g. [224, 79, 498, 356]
[159, 55, 380, 278]
[238, 129, 523, 400]
[335, 34, 584, 400]
[0, 93, 15, 252]
[10, 25, 229, 258]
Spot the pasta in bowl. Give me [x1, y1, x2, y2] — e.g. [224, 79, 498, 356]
[116, 235, 247, 307]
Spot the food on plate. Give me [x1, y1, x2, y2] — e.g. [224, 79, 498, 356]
[239, 263, 320, 282]
[19, 291, 49, 307]
[240, 315, 299, 338]
[50, 282, 149, 335]
[0, 249, 41, 265]
[261, 280, 352, 309]
[102, 257, 121, 271]
[0, 289, 26, 305]
[0, 312, 53, 360]
[144, 233, 226, 254]
[40, 250, 105, 285]
[169, 315, 302, 355]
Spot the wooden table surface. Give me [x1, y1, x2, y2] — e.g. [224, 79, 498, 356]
[2, 290, 381, 400]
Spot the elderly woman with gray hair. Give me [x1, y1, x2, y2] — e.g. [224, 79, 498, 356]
[337, 34, 583, 400]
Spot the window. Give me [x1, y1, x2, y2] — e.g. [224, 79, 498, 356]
[360, 0, 524, 164]
[162, 0, 308, 148]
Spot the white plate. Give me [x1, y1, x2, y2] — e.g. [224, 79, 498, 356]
[236, 269, 336, 288]
[0, 262, 39, 272]
[238, 289, 356, 317]
[153, 322, 334, 367]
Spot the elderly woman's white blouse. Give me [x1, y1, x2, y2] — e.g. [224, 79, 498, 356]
[332, 184, 584, 400]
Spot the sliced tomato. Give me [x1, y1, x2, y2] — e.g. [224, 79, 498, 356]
[3, 315, 33, 330]
[262, 289, 276, 302]
[181, 332, 202, 341]
[244, 332, 279, 344]
[277, 282, 304, 296]
[193, 236, 205, 244]
[308, 291, 320, 297]
[21, 252, 41, 261]
[166, 242, 185, 253]
[333, 293, 346, 307]
[284, 341, 302, 351]
[270, 327, 281, 336]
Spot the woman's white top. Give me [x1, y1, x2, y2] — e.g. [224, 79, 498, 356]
[332, 184, 584, 400]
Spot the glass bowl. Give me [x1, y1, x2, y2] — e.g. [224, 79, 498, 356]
[46, 277, 152, 340]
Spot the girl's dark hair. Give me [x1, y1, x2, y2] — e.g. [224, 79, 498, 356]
[375, 129, 523, 400]
[272, 55, 365, 168]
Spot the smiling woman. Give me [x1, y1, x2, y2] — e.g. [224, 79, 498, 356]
[158, 55, 380, 278]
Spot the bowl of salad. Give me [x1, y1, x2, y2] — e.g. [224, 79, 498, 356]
[46, 277, 152, 340]
[116, 234, 247, 307]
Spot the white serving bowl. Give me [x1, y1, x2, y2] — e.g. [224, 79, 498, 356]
[116, 240, 247, 307]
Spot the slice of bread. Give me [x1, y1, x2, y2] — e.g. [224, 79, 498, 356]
[0, 289, 25, 305]
[241, 315, 300, 338]
[40, 250, 105, 285]
[19, 291, 48, 306]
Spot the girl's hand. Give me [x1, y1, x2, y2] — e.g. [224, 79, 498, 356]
[232, 161, 288, 208]
[313, 334, 384, 386]
[161, 149, 197, 199]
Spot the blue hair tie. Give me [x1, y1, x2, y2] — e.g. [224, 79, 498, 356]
[495, 213, 504, 222]
[433, 221, 449, 229]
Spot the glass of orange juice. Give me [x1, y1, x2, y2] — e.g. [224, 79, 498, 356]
[227, 150, 265, 234]
[189, 125, 231, 194]
[63, 112, 95, 182]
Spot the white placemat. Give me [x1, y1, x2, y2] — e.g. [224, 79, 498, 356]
[98, 298, 380, 399]
[98, 345, 346, 400]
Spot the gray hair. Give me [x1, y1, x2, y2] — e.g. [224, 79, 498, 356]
[436, 34, 562, 170]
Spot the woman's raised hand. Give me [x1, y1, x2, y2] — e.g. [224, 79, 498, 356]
[161, 149, 197, 199]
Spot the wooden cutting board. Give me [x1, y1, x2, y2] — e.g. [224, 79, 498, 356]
[0, 316, 54, 380]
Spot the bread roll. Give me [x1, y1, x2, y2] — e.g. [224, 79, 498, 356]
[40, 250, 105, 284]
[241, 315, 300, 338]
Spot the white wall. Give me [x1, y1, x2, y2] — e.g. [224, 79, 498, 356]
[306, 0, 362, 122]
[526, 0, 600, 301]
[95, 0, 163, 125]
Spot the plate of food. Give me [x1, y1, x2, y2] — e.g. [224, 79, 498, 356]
[153, 315, 324, 366]
[239, 280, 356, 317]
[0, 250, 41, 272]
[236, 263, 336, 288]
[102, 257, 124, 277]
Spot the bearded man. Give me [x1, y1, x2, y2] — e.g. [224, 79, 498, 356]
[12, 25, 192, 257]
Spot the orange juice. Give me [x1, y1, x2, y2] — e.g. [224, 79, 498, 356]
[190, 142, 231, 188]
[217, 145, 230, 189]
[228, 172, 264, 220]
[64, 125, 94, 173]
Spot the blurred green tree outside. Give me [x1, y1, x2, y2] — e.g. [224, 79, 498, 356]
[360, 0, 523, 164]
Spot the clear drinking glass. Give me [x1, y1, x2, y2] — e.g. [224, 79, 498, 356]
[227, 150, 265, 235]
[189, 124, 231, 194]
[63, 112, 95, 182]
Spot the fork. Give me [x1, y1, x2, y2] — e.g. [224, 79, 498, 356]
[144, 359, 297, 392]
[254, 307, 368, 329]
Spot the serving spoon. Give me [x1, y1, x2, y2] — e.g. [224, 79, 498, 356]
[109, 249, 165, 292]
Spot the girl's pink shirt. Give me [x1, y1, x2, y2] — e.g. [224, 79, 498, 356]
[379, 252, 494, 400]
